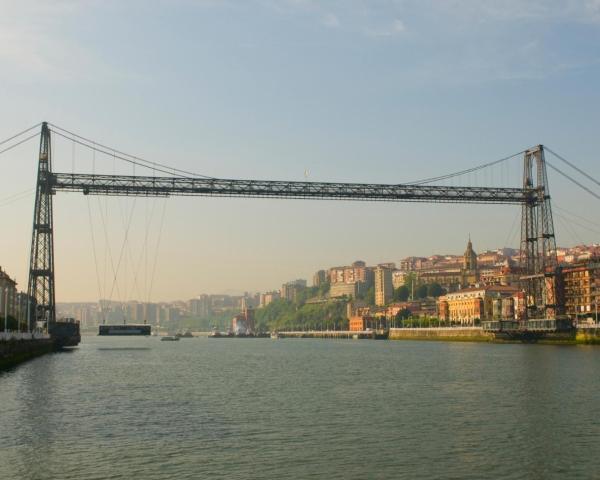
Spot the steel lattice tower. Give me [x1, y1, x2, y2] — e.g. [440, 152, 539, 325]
[27, 122, 56, 331]
[519, 145, 563, 321]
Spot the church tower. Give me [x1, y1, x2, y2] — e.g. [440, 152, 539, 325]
[462, 236, 479, 286]
[463, 236, 477, 272]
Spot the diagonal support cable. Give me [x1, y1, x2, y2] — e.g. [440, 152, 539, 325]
[0, 132, 39, 156]
[546, 147, 600, 189]
[546, 161, 600, 201]
[0, 123, 42, 146]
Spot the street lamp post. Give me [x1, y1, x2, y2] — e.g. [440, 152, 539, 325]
[4, 288, 8, 334]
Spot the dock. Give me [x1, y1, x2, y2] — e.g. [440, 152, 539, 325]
[0, 332, 54, 370]
[275, 330, 388, 340]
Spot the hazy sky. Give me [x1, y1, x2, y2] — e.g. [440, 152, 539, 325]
[1, 0, 600, 302]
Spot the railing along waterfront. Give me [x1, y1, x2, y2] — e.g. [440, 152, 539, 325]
[0, 332, 51, 341]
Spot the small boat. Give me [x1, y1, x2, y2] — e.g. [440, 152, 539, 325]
[176, 329, 194, 338]
[161, 335, 180, 341]
[270, 331, 279, 339]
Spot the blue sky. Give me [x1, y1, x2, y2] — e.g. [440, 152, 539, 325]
[1, 0, 600, 301]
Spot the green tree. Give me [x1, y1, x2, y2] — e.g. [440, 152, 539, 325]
[364, 287, 375, 306]
[415, 284, 428, 299]
[394, 285, 410, 302]
[403, 272, 418, 298]
[426, 283, 444, 298]
[395, 308, 411, 322]
[254, 298, 348, 331]
[317, 281, 331, 297]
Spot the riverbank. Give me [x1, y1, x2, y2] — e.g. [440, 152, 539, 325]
[276, 330, 385, 339]
[389, 327, 495, 342]
[575, 326, 600, 345]
[389, 326, 600, 345]
[0, 333, 55, 370]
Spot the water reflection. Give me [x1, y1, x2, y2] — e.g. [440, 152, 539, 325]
[0, 338, 598, 479]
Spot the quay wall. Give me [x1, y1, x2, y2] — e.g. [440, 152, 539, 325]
[575, 327, 600, 345]
[278, 330, 375, 339]
[389, 327, 494, 342]
[0, 334, 54, 370]
[390, 327, 600, 345]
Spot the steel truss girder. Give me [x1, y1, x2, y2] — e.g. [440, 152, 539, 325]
[49, 173, 532, 204]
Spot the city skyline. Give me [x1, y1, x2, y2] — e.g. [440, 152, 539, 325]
[43, 240, 598, 303]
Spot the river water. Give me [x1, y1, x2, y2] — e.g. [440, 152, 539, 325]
[1, 336, 599, 479]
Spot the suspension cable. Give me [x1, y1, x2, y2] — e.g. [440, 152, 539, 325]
[147, 198, 168, 304]
[50, 129, 198, 178]
[0, 123, 42, 146]
[49, 123, 214, 179]
[545, 147, 600, 189]
[405, 150, 525, 185]
[546, 161, 600, 201]
[97, 197, 123, 311]
[503, 208, 521, 248]
[0, 132, 39, 156]
[0, 188, 35, 208]
[555, 214, 584, 245]
[86, 197, 106, 324]
[554, 207, 600, 236]
[554, 204, 600, 231]
[107, 197, 138, 306]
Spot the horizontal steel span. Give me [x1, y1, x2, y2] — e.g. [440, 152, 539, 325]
[50, 172, 532, 204]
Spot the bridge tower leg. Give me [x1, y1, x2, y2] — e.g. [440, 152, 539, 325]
[520, 145, 564, 323]
[27, 122, 56, 333]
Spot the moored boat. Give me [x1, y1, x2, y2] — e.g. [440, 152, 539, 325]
[161, 335, 180, 341]
[176, 329, 194, 338]
[209, 328, 222, 338]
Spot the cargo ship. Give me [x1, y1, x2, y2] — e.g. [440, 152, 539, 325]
[98, 324, 152, 336]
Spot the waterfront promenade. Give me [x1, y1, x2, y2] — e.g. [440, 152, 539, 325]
[0, 332, 53, 369]
[276, 330, 385, 339]
[273, 325, 600, 344]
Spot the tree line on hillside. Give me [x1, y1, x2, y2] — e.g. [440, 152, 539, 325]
[174, 277, 446, 332]
[254, 298, 347, 331]
[393, 282, 445, 302]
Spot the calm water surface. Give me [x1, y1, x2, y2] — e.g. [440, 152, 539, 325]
[1, 337, 599, 479]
